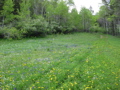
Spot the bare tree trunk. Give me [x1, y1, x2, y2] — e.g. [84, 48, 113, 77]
[84, 16, 86, 31]
[82, 14, 85, 31]
[114, 20, 116, 36]
[106, 21, 108, 34]
[102, 18, 106, 31]
[111, 21, 115, 35]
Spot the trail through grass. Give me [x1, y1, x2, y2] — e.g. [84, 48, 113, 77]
[0, 33, 120, 90]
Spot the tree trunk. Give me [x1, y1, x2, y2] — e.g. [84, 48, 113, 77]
[105, 21, 108, 34]
[2, 17, 4, 27]
[111, 21, 115, 35]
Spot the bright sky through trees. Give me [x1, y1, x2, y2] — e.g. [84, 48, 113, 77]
[73, 0, 102, 14]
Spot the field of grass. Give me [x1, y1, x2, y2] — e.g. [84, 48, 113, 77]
[0, 33, 120, 90]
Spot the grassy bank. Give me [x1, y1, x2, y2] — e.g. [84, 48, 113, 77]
[0, 33, 120, 90]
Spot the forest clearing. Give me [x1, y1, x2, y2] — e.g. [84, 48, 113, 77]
[0, 0, 120, 89]
[1, 33, 120, 90]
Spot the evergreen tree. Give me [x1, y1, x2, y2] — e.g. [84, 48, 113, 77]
[0, 0, 5, 23]
[17, 0, 31, 20]
[1, 0, 15, 26]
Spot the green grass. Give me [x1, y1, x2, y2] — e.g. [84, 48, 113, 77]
[0, 33, 120, 90]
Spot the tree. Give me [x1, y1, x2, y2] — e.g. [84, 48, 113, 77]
[110, 0, 120, 35]
[17, 0, 31, 20]
[99, 0, 120, 35]
[0, 0, 5, 23]
[79, 7, 93, 32]
[46, 0, 70, 33]
[1, 0, 15, 26]
[55, 1, 69, 24]
[89, 6, 94, 14]
[68, 8, 80, 30]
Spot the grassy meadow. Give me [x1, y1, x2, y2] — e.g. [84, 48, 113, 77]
[0, 33, 120, 90]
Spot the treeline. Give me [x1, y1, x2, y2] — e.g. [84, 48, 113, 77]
[98, 0, 120, 36]
[0, 0, 119, 39]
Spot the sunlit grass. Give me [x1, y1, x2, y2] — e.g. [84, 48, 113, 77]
[0, 33, 120, 90]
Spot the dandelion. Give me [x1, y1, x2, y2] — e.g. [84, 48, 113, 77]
[36, 82, 39, 83]
[71, 75, 74, 77]
[85, 87, 91, 90]
[88, 76, 90, 78]
[52, 68, 55, 70]
[17, 71, 20, 73]
[86, 59, 89, 63]
[50, 78, 53, 80]
[30, 87, 32, 90]
[115, 83, 118, 85]
[70, 83, 73, 86]
[107, 87, 110, 89]
[74, 82, 77, 85]
[22, 64, 26, 66]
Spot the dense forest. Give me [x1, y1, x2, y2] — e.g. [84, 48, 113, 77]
[0, 0, 120, 39]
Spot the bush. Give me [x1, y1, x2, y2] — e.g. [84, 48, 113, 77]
[0, 27, 4, 38]
[17, 16, 49, 37]
[1, 26, 22, 39]
[47, 21, 59, 34]
[48, 21, 74, 34]
[90, 26, 105, 33]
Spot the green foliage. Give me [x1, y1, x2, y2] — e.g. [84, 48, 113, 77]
[90, 25, 106, 33]
[79, 7, 93, 31]
[0, 27, 4, 37]
[55, 1, 69, 17]
[117, 24, 120, 33]
[46, 4, 55, 21]
[0, 0, 120, 39]
[46, 0, 70, 33]
[48, 21, 59, 34]
[1, 26, 22, 39]
[48, 21, 73, 34]
[98, 0, 120, 35]
[68, 8, 80, 30]
[17, 15, 48, 37]
[1, 0, 15, 24]
[17, 0, 31, 20]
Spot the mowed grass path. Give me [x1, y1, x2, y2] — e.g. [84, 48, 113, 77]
[0, 33, 120, 90]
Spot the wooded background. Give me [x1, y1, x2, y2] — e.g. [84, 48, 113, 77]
[0, 0, 120, 39]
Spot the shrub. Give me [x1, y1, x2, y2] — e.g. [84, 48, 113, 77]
[48, 21, 74, 34]
[17, 16, 49, 37]
[90, 26, 105, 33]
[0, 27, 4, 38]
[47, 21, 59, 34]
[1, 26, 22, 39]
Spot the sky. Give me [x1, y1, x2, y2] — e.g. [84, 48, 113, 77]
[73, 0, 102, 14]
